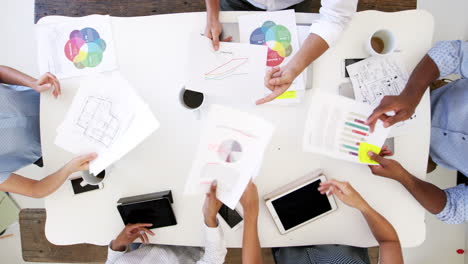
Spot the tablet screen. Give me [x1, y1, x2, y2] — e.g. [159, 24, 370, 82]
[271, 179, 332, 231]
[118, 198, 177, 229]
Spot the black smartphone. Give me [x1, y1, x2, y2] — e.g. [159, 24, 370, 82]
[344, 58, 365, 77]
[218, 204, 243, 229]
[70, 177, 101, 195]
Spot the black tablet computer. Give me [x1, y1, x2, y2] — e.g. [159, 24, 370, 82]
[117, 191, 177, 229]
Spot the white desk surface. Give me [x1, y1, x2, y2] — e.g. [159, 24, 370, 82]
[39, 10, 434, 247]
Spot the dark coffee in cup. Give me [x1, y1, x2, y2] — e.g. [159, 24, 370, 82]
[371, 37, 385, 54]
[182, 89, 204, 109]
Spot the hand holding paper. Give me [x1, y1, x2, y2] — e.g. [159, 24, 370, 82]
[185, 105, 274, 209]
[303, 91, 391, 165]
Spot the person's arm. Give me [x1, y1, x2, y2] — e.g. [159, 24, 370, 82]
[367, 152, 447, 214]
[0, 65, 61, 97]
[319, 180, 403, 264]
[367, 40, 467, 131]
[365, 55, 439, 131]
[0, 153, 96, 198]
[257, 0, 358, 105]
[198, 182, 227, 264]
[436, 185, 467, 224]
[240, 182, 262, 264]
[204, 0, 222, 50]
[107, 223, 154, 264]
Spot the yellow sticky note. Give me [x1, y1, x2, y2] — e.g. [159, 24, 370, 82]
[276, 90, 297, 99]
[358, 142, 381, 164]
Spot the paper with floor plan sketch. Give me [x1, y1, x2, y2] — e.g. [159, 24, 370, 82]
[36, 15, 117, 79]
[185, 34, 267, 102]
[185, 105, 274, 209]
[55, 73, 159, 175]
[346, 54, 417, 137]
[303, 91, 390, 164]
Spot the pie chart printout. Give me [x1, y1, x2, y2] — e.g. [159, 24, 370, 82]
[64, 27, 107, 69]
[249, 21, 292, 67]
[218, 140, 243, 163]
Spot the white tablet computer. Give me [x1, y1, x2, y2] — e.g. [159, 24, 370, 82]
[265, 174, 337, 234]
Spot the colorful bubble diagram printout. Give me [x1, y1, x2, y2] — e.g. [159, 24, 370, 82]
[249, 21, 292, 67]
[64, 27, 107, 69]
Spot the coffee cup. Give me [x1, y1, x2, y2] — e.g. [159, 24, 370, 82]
[180, 86, 204, 119]
[366, 29, 396, 56]
[80, 170, 106, 188]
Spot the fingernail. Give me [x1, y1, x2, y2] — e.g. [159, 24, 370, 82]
[367, 151, 373, 156]
[212, 180, 217, 186]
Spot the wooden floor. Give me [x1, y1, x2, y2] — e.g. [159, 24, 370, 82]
[34, 0, 416, 23]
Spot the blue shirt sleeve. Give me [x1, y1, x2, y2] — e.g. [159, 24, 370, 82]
[427, 40, 467, 78]
[436, 184, 468, 224]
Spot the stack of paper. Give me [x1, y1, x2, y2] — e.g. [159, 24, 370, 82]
[185, 105, 274, 209]
[238, 10, 305, 103]
[55, 73, 159, 175]
[303, 91, 391, 164]
[36, 15, 118, 79]
[185, 34, 268, 102]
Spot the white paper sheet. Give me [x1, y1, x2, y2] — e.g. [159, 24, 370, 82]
[238, 10, 306, 93]
[55, 73, 159, 174]
[185, 105, 274, 209]
[346, 55, 417, 137]
[303, 91, 391, 164]
[36, 15, 117, 79]
[185, 34, 268, 102]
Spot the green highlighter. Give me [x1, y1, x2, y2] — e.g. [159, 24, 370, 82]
[0, 192, 20, 232]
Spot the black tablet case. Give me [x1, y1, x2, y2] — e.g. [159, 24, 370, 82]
[117, 190, 177, 228]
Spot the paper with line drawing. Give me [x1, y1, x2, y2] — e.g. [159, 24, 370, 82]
[55, 73, 159, 175]
[185, 34, 267, 101]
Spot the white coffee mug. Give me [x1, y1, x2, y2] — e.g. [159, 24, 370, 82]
[80, 170, 106, 188]
[366, 29, 396, 56]
[179, 86, 205, 120]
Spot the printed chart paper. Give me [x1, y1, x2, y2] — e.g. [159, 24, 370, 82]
[36, 15, 117, 79]
[303, 92, 391, 164]
[55, 73, 159, 175]
[185, 34, 268, 101]
[238, 10, 306, 94]
[346, 55, 417, 137]
[185, 105, 274, 209]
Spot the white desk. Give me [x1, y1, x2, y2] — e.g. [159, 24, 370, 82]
[40, 10, 434, 247]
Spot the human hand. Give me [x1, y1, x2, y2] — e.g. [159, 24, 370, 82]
[256, 66, 298, 105]
[63, 153, 97, 174]
[240, 181, 259, 219]
[111, 223, 155, 251]
[204, 18, 232, 51]
[318, 180, 368, 211]
[379, 145, 393, 157]
[203, 181, 223, 228]
[366, 95, 418, 132]
[367, 151, 410, 182]
[32, 72, 61, 98]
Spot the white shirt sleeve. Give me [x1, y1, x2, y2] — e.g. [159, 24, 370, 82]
[309, 0, 358, 47]
[105, 241, 128, 264]
[196, 221, 227, 264]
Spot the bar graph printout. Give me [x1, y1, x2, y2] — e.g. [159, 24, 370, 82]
[303, 92, 391, 164]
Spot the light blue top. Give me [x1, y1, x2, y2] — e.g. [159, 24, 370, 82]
[427, 40, 468, 223]
[0, 84, 41, 184]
